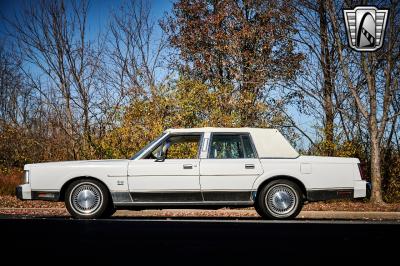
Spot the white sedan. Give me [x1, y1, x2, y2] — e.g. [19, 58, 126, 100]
[16, 127, 368, 219]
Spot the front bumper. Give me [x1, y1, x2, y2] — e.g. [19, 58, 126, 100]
[16, 184, 32, 200]
[16, 184, 59, 201]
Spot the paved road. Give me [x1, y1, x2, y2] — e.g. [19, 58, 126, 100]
[2, 218, 399, 264]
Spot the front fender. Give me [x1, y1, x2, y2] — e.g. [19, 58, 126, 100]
[57, 171, 128, 193]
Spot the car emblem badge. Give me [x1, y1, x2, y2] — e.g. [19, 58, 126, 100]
[343, 6, 389, 52]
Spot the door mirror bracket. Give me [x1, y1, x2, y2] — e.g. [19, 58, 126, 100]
[155, 154, 165, 162]
[155, 148, 166, 162]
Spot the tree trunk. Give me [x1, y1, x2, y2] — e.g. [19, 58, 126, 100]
[370, 126, 383, 203]
[362, 54, 383, 204]
[318, 0, 334, 156]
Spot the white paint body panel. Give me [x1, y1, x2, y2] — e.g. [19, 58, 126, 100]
[20, 127, 367, 202]
[200, 159, 263, 190]
[25, 160, 129, 192]
[128, 159, 200, 191]
[253, 156, 360, 190]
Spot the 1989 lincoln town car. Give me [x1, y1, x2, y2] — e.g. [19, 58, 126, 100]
[17, 127, 368, 219]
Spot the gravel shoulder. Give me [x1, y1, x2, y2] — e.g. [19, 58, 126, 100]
[1, 195, 399, 220]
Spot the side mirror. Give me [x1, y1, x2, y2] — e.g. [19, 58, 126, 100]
[155, 151, 165, 162]
[154, 145, 166, 162]
[155, 141, 170, 162]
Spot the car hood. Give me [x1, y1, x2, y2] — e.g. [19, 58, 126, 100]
[24, 159, 130, 170]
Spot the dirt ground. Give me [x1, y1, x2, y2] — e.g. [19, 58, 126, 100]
[1, 195, 399, 217]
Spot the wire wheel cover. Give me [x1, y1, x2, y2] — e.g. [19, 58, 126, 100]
[70, 183, 102, 214]
[266, 184, 297, 216]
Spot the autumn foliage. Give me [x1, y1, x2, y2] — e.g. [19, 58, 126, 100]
[0, 0, 399, 202]
[0, 168, 22, 196]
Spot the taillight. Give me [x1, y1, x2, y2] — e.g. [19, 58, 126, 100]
[358, 163, 366, 180]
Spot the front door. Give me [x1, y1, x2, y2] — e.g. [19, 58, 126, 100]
[128, 134, 202, 203]
[200, 133, 263, 202]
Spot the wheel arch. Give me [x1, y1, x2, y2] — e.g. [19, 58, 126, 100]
[59, 176, 112, 202]
[256, 175, 307, 200]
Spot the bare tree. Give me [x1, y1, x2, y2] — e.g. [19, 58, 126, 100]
[327, 0, 400, 203]
[4, 0, 105, 159]
[107, 0, 168, 99]
[289, 0, 341, 154]
[0, 43, 29, 125]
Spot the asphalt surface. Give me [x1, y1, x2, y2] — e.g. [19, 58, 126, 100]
[2, 217, 399, 264]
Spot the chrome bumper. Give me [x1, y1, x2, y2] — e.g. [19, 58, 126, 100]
[354, 180, 368, 198]
[16, 184, 59, 201]
[16, 184, 32, 200]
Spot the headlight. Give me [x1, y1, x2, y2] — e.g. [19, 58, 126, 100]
[23, 170, 30, 184]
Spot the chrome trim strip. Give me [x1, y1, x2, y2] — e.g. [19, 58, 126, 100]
[199, 174, 260, 176]
[111, 191, 133, 203]
[111, 190, 256, 204]
[128, 189, 255, 192]
[259, 156, 300, 159]
[31, 190, 60, 201]
[114, 201, 253, 206]
[128, 174, 200, 177]
[307, 187, 354, 191]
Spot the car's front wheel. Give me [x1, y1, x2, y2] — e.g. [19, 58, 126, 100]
[65, 179, 111, 219]
[256, 179, 303, 219]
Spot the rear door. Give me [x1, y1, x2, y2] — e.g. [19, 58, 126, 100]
[200, 133, 263, 202]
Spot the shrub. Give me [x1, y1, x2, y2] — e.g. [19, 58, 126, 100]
[0, 168, 23, 196]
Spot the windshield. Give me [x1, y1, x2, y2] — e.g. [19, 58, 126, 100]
[130, 133, 166, 160]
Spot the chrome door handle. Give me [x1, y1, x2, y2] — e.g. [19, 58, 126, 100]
[183, 164, 193, 169]
[245, 164, 255, 169]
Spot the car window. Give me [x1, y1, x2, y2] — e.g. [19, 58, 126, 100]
[145, 134, 201, 159]
[242, 135, 256, 158]
[209, 134, 256, 159]
[130, 133, 166, 159]
[209, 135, 243, 159]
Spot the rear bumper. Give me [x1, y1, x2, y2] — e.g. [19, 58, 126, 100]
[306, 189, 354, 201]
[353, 180, 368, 198]
[366, 182, 371, 198]
[16, 184, 59, 201]
[306, 181, 368, 201]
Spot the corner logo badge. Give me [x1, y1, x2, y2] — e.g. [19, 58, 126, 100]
[343, 6, 388, 52]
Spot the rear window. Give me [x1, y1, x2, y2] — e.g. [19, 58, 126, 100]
[209, 134, 256, 159]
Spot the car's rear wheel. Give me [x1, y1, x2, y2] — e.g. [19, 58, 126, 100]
[65, 179, 111, 219]
[256, 179, 303, 219]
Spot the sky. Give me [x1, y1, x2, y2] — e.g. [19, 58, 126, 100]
[0, 0, 173, 37]
[0, 0, 315, 148]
